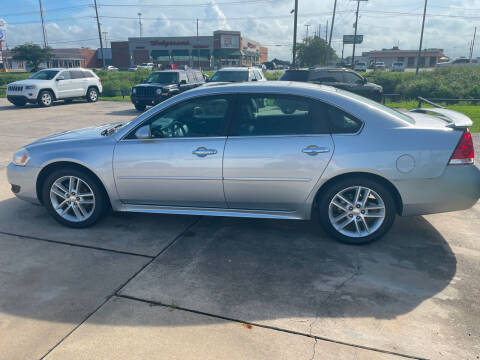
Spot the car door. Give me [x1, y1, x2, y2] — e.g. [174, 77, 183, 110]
[113, 94, 234, 207]
[70, 70, 88, 96]
[223, 93, 334, 212]
[55, 70, 75, 98]
[342, 71, 367, 96]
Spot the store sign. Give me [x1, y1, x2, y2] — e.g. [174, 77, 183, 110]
[343, 35, 363, 44]
[150, 40, 190, 47]
[247, 42, 256, 49]
[220, 35, 239, 49]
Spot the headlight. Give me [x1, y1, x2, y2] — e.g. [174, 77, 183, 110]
[13, 148, 30, 166]
[132, 88, 137, 94]
[25, 85, 37, 90]
[156, 88, 163, 95]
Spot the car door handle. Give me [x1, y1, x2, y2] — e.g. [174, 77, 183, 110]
[192, 147, 217, 157]
[302, 146, 330, 155]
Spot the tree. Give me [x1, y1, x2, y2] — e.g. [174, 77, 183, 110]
[296, 37, 337, 67]
[12, 43, 53, 72]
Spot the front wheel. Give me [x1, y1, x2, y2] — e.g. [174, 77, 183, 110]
[42, 168, 108, 228]
[318, 177, 396, 244]
[86, 87, 98, 102]
[38, 90, 53, 107]
[134, 103, 146, 111]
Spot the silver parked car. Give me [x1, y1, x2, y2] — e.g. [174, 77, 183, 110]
[7, 82, 480, 244]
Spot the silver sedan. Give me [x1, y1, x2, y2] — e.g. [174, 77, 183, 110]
[7, 82, 480, 244]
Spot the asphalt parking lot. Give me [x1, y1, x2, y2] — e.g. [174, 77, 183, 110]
[0, 98, 479, 360]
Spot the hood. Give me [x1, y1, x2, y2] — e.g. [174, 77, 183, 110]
[9, 79, 50, 86]
[26, 123, 121, 147]
[134, 83, 176, 88]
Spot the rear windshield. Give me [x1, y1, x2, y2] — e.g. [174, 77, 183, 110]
[147, 72, 178, 84]
[345, 92, 415, 124]
[279, 70, 309, 82]
[29, 70, 59, 80]
[211, 71, 248, 82]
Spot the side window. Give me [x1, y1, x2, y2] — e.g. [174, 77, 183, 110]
[343, 72, 363, 84]
[59, 71, 71, 80]
[132, 95, 233, 139]
[196, 71, 205, 82]
[326, 105, 363, 134]
[309, 71, 339, 83]
[70, 70, 85, 79]
[233, 94, 329, 136]
[83, 71, 94, 78]
[248, 71, 255, 81]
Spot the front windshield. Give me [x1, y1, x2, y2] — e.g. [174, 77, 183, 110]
[147, 72, 178, 84]
[29, 70, 59, 80]
[211, 71, 248, 82]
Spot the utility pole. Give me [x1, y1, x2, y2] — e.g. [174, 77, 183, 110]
[304, 24, 311, 42]
[102, 31, 108, 49]
[415, 0, 428, 75]
[328, 0, 337, 47]
[93, 0, 105, 69]
[38, 0, 48, 48]
[351, 0, 367, 67]
[325, 20, 328, 40]
[470, 26, 477, 60]
[138, 13, 143, 37]
[196, 19, 200, 69]
[292, 0, 299, 67]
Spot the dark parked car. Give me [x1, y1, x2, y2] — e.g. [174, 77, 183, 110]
[131, 69, 205, 111]
[280, 67, 383, 102]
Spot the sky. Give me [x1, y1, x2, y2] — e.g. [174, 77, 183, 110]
[1, 0, 480, 61]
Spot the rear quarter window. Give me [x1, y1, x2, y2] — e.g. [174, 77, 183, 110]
[325, 105, 363, 134]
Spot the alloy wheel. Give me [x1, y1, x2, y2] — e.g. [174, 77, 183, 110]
[328, 186, 385, 238]
[49, 176, 96, 222]
[89, 89, 98, 101]
[41, 92, 52, 106]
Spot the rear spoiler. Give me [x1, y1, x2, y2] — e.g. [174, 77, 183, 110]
[409, 108, 473, 129]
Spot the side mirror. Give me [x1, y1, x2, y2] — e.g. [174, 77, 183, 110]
[56, 76, 64, 81]
[135, 125, 151, 139]
[180, 80, 187, 85]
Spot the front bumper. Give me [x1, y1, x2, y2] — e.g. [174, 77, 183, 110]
[7, 94, 38, 104]
[131, 94, 169, 106]
[397, 164, 480, 216]
[6, 163, 41, 205]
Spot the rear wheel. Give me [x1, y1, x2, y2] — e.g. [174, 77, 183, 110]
[86, 87, 98, 102]
[134, 103, 146, 111]
[42, 168, 108, 228]
[38, 90, 53, 107]
[318, 177, 396, 244]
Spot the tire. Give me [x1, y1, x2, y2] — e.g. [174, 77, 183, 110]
[317, 177, 396, 244]
[135, 103, 146, 111]
[38, 90, 53, 107]
[42, 168, 108, 228]
[86, 87, 98, 103]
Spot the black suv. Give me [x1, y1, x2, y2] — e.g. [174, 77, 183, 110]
[131, 69, 205, 111]
[280, 67, 383, 102]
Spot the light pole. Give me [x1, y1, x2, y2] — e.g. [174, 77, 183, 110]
[93, 0, 105, 69]
[415, 0, 427, 74]
[138, 13, 143, 37]
[38, 0, 48, 48]
[351, 0, 367, 67]
[291, 0, 298, 67]
[304, 24, 311, 42]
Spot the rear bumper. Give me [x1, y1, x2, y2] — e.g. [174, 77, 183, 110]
[397, 164, 480, 216]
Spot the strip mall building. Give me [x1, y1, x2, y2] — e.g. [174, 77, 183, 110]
[111, 30, 268, 69]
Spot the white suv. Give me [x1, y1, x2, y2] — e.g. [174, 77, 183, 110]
[207, 67, 266, 85]
[6, 68, 103, 107]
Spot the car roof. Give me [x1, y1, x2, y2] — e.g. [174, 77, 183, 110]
[37, 68, 89, 71]
[216, 67, 252, 71]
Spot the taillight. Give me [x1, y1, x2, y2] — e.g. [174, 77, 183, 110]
[449, 129, 474, 165]
[98, 78, 102, 82]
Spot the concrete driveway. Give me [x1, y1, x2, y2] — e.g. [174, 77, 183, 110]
[0, 98, 478, 360]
